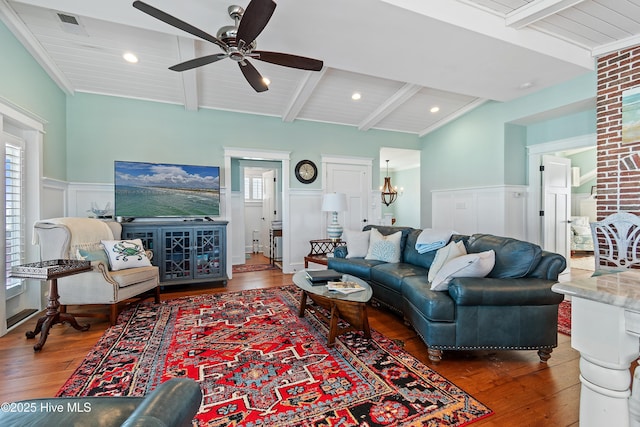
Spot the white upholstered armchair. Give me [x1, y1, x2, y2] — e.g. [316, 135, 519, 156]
[33, 217, 160, 325]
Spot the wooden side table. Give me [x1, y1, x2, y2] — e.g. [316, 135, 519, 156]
[304, 239, 344, 268]
[11, 259, 92, 351]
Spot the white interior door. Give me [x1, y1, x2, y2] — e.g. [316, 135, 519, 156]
[541, 154, 571, 264]
[325, 162, 370, 234]
[261, 170, 276, 257]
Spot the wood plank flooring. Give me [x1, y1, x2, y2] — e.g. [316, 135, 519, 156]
[0, 256, 587, 426]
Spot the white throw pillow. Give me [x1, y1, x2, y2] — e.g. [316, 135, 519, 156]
[430, 250, 495, 291]
[101, 239, 152, 271]
[428, 240, 466, 282]
[344, 229, 371, 258]
[365, 228, 402, 263]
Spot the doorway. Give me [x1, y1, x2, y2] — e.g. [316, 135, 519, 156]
[378, 147, 421, 228]
[526, 135, 596, 273]
[242, 164, 280, 267]
[224, 148, 291, 276]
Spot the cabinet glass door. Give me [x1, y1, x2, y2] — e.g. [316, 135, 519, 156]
[122, 228, 157, 265]
[163, 229, 191, 279]
[194, 228, 221, 279]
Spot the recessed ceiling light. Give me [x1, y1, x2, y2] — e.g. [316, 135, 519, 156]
[123, 52, 138, 63]
[351, 92, 361, 101]
[262, 77, 271, 86]
[519, 81, 534, 90]
[430, 106, 440, 113]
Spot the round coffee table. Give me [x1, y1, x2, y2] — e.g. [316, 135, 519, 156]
[293, 270, 372, 347]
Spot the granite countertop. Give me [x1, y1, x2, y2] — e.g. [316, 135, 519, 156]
[552, 270, 640, 311]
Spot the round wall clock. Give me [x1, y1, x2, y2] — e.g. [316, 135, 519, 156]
[295, 160, 318, 184]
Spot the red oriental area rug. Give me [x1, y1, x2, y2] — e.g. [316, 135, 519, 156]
[558, 300, 571, 336]
[57, 286, 493, 426]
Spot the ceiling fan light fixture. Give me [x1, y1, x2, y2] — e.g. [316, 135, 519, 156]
[132, 0, 323, 92]
[123, 52, 138, 63]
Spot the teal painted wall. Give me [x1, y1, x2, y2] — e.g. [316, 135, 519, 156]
[66, 93, 421, 187]
[385, 167, 420, 228]
[569, 148, 597, 194]
[504, 123, 527, 185]
[419, 71, 597, 226]
[233, 159, 282, 192]
[526, 109, 596, 145]
[1, 17, 601, 229]
[0, 21, 67, 180]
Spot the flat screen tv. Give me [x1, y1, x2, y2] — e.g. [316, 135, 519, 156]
[114, 160, 220, 218]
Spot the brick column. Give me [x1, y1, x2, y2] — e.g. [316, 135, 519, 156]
[595, 46, 640, 220]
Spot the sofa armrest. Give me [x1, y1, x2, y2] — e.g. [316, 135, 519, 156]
[121, 378, 202, 427]
[334, 246, 348, 258]
[527, 251, 566, 280]
[448, 277, 564, 306]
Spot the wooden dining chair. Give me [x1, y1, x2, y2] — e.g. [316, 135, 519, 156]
[590, 211, 640, 275]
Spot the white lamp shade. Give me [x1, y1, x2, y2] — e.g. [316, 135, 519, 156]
[322, 193, 348, 212]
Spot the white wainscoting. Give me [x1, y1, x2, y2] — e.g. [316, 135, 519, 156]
[230, 192, 246, 267]
[287, 188, 324, 272]
[42, 178, 67, 218]
[62, 182, 228, 220]
[54, 181, 384, 274]
[66, 182, 114, 217]
[432, 185, 528, 239]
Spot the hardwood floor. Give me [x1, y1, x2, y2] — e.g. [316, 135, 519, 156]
[0, 258, 586, 426]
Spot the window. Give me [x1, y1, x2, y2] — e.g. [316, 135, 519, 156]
[5, 135, 25, 298]
[244, 176, 263, 201]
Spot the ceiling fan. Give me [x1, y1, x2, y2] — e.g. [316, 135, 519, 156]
[132, 0, 323, 92]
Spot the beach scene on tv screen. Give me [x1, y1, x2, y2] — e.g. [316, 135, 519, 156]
[115, 161, 220, 217]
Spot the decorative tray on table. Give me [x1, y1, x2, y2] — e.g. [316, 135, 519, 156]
[11, 259, 91, 279]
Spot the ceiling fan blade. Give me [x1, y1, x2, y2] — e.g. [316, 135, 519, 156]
[169, 54, 229, 72]
[238, 61, 269, 92]
[236, 0, 276, 47]
[133, 1, 227, 50]
[253, 51, 323, 71]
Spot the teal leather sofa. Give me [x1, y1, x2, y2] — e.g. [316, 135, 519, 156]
[0, 378, 202, 427]
[328, 226, 566, 362]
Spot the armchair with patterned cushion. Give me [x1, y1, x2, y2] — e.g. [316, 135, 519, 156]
[570, 216, 594, 253]
[33, 217, 160, 325]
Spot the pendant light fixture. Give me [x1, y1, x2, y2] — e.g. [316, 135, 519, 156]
[380, 160, 398, 207]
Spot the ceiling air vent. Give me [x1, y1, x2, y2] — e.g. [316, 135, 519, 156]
[56, 12, 88, 36]
[57, 13, 78, 25]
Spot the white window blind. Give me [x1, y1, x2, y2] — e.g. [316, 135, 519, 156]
[252, 177, 263, 200]
[5, 136, 25, 298]
[244, 176, 263, 201]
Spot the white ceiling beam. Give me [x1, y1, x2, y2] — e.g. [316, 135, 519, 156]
[592, 34, 640, 58]
[176, 37, 199, 111]
[380, 0, 593, 70]
[418, 98, 488, 137]
[0, 0, 74, 95]
[506, 0, 585, 29]
[282, 67, 326, 123]
[358, 84, 422, 131]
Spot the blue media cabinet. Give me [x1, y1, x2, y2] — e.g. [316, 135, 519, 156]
[122, 221, 228, 286]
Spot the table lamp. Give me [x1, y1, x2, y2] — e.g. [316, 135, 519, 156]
[322, 192, 348, 240]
